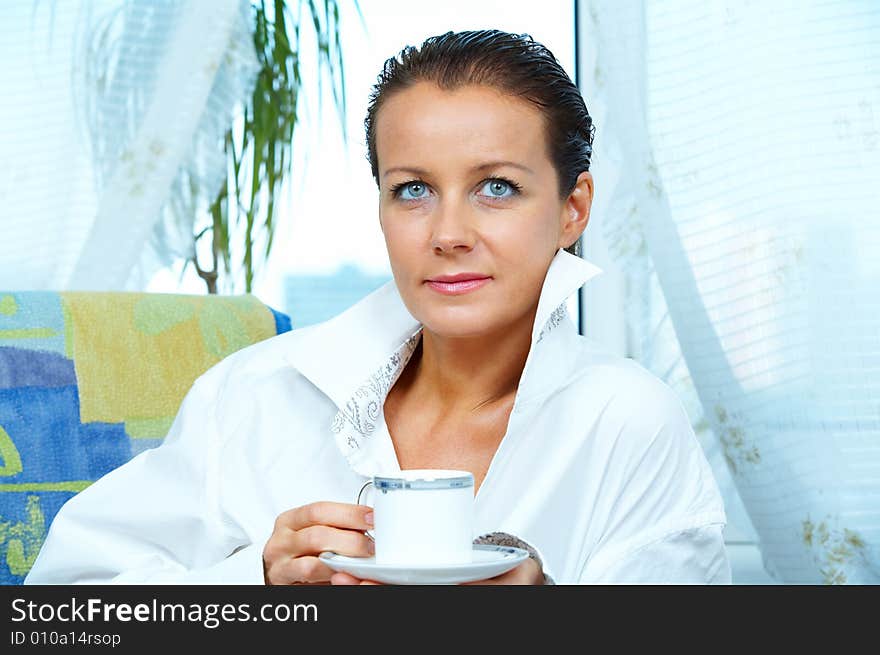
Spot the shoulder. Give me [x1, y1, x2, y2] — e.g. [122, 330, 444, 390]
[558, 335, 714, 492]
[185, 327, 316, 415]
[169, 327, 335, 460]
[563, 334, 691, 433]
[561, 338, 726, 528]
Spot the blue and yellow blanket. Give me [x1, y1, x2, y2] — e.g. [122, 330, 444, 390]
[0, 292, 291, 584]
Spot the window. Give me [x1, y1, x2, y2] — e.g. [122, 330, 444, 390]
[147, 0, 577, 329]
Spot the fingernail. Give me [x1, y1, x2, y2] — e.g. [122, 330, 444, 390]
[368, 540, 375, 555]
[365, 511, 374, 526]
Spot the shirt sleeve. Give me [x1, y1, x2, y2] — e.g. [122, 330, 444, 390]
[580, 522, 731, 584]
[24, 368, 264, 585]
[473, 532, 556, 584]
[577, 374, 730, 585]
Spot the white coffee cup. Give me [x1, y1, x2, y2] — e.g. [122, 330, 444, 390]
[357, 469, 475, 566]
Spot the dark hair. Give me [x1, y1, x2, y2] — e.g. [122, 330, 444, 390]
[364, 29, 596, 256]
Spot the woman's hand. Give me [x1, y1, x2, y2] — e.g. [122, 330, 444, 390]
[262, 501, 374, 585]
[329, 558, 544, 585]
[460, 558, 544, 585]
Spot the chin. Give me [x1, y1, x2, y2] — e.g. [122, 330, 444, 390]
[417, 306, 502, 339]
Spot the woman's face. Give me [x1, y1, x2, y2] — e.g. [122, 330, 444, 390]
[375, 81, 591, 340]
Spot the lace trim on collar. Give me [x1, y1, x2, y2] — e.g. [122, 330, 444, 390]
[330, 330, 422, 455]
[537, 303, 568, 343]
[330, 302, 567, 458]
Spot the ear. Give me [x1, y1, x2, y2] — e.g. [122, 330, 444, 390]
[558, 171, 593, 250]
[378, 196, 384, 234]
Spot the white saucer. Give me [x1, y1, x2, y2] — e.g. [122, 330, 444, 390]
[319, 544, 529, 585]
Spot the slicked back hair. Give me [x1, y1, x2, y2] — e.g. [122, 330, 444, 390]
[364, 29, 596, 256]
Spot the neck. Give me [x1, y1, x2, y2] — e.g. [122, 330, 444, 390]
[401, 307, 537, 416]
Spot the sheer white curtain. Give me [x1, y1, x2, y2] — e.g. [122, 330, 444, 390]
[581, 0, 880, 583]
[0, 0, 258, 291]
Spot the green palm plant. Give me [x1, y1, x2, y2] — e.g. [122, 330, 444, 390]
[73, 0, 359, 295]
[194, 0, 361, 294]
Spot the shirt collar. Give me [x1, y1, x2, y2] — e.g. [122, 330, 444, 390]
[284, 249, 603, 474]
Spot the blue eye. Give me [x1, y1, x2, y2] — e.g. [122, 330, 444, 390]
[393, 181, 428, 201]
[389, 176, 522, 202]
[480, 178, 519, 198]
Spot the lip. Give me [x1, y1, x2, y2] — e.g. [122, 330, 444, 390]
[425, 275, 492, 295]
[426, 272, 491, 283]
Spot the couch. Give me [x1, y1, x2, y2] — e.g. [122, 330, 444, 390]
[0, 291, 291, 584]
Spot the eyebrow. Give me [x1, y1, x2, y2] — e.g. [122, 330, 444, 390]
[382, 161, 535, 179]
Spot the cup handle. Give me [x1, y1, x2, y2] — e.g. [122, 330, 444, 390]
[357, 480, 375, 541]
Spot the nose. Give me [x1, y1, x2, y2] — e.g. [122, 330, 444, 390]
[430, 197, 476, 254]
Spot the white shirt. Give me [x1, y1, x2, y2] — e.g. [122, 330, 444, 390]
[25, 249, 731, 585]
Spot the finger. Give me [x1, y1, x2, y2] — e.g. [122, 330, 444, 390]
[263, 524, 365, 566]
[460, 561, 536, 586]
[460, 576, 501, 585]
[290, 524, 375, 558]
[279, 502, 374, 533]
[330, 572, 362, 585]
[460, 568, 520, 585]
[330, 572, 383, 585]
[268, 555, 337, 585]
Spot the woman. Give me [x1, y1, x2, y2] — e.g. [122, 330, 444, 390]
[25, 30, 729, 585]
